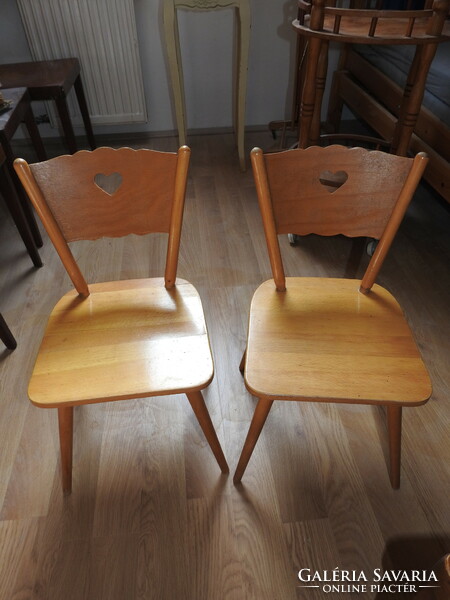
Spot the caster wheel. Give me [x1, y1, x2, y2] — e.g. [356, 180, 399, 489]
[288, 233, 300, 246]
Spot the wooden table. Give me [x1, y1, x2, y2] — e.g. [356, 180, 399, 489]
[0, 58, 96, 154]
[0, 87, 46, 250]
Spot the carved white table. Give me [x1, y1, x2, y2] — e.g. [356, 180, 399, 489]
[163, 0, 251, 170]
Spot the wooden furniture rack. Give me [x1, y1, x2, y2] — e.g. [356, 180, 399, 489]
[327, 42, 450, 202]
[286, 0, 450, 161]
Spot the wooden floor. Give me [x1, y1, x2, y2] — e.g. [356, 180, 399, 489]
[0, 132, 449, 599]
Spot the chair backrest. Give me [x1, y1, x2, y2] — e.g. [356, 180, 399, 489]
[14, 146, 190, 296]
[250, 144, 428, 293]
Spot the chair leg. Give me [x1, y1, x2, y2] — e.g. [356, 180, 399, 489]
[186, 391, 229, 473]
[387, 405, 402, 489]
[73, 75, 96, 150]
[58, 406, 74, 494]
[239, 349, 246, 374]
[23, 104, 47, 162]
[233, 398, 273, 484]
[0, 313, 17, 349]
[3, 141, 44, 250]
[55, 94, 78, 154]
[0, 164, 43, 267]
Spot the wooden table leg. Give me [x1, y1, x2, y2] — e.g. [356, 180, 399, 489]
[55, 93, 78, 154]
[74, 75, 96, 150]
[23, 105, 47, 162]
[0, 163, 42, 267]
[4, 163, 43, 249]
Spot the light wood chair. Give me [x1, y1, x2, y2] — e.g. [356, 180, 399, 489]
[14, 145, 228, 494]
[234, 144, 431, 488]
[163, 0, 250, 170]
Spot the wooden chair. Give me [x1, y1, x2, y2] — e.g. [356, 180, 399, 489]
[293, 0, 450, 155]
[14, 145, 228, 494]
[234, 144, 431, 488]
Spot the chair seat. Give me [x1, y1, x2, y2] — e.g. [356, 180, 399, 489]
[244, 277, 431, 404]
[29, 278, 214, 407]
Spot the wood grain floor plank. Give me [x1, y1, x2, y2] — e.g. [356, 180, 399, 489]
[284, 518, 347, 600]
[0, 517, 40, 600]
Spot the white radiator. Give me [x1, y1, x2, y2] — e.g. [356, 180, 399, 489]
[16, 0, 147, 126]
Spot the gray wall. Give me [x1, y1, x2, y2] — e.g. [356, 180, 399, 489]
[0, 0, 335, 137]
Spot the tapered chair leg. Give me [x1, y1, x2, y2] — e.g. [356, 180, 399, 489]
[387, 405, 402, 489]
[187, 391, 229, 473]
[233, 398, 273, 484]
[58, 406, 74, 494]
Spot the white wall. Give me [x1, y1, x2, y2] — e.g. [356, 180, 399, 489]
[0, 0, 335, 137]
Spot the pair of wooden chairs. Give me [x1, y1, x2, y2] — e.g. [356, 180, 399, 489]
[14, 142, 431, 494]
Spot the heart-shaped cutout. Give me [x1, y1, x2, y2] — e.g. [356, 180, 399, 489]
[94, 172, 123, 195]
[319, 170, 348, 193]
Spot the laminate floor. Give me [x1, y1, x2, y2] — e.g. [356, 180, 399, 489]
[0, 132, 448, 599]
